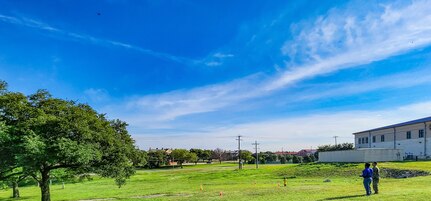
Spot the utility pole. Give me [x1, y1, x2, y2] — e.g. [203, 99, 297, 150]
[236, 135, 243, 169]
[333, 136, 339, 146]
[252, 140, 260, 169]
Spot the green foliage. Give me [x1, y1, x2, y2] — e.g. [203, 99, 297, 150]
[201, 150, 212, 161]
[303, 155, 315, 163]
[0, 80, 7, 92]
[280, 156, 287, 164]
[0, 82, 137, 200]
[171, 149, 196, 167]
[188, 152, 198, 164]
[130, 150, 148, 167]
[190, 149, 213, 162]
[147, 150, 168, 168]
[309, 154, 316, 162]
[240, 150, 253, 163]
[292, 155, 303, 164]
[285, 154, 293, 162]
[256, 151, 278, 164]
[317, 143, 354, 152]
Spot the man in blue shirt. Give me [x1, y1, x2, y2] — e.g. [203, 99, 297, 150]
[361, 163, 374, 196]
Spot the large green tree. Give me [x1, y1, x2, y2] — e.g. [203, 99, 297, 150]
[0, 82, 137, 201]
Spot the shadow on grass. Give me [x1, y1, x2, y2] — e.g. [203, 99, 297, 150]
[319, 194, 364, 200]
[2, 196, 38, 201]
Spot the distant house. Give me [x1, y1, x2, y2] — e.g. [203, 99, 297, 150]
[274, 151, 298, 156]
[297, 149, 317, 157]
[168, 161, 178, 166]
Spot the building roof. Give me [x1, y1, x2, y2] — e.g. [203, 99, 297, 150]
[298, 149, 316, 152]
[353, 116, 431, 135]
[274, 151, 298, 155]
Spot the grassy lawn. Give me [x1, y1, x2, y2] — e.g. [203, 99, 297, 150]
[2, 161, 431, 200]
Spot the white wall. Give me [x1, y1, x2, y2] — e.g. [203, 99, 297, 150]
[319, 149, 403, 162]
[371, 141, 393, 149]
[396, 138, 425, 156]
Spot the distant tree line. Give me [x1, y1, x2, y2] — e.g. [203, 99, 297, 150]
[317, 143, 354, 152]
[141, 148, 320, 169]
[314, 143, 355, 161]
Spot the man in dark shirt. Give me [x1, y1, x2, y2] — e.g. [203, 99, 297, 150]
[361, 163, 373, 196]
[372, 162, 380, 194]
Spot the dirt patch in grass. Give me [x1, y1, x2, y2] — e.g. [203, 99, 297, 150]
[78, 193, 191, 201]
[131, 194, 191, 199]
[381, 168, 430, 178]
[275, 163, 361, 178]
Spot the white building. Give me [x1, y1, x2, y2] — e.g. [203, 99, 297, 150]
[319, 148, 403, 162]
[353, 116, 431, 158]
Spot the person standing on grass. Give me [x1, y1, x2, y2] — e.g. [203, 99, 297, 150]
[360, 163, 373, 196]
[372, 162, 380, 194]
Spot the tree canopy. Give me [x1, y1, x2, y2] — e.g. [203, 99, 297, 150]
[317, 143, 354, 152]
[0, 82, 137, 201]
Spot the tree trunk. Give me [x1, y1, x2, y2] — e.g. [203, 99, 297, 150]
[40, 170, 51, 201]
[12, 181, 20, 198]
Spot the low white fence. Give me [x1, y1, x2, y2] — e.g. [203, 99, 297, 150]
[319, 148, 403, 162]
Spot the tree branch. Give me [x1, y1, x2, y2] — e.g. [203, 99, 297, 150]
[49, 163, 80, 170]
[0, 171, 24, 180]
[30, 173, 41, 183]
[0, 166, 18, 176]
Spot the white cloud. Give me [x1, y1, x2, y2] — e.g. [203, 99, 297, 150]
[213, 53, 234, 58]
[0, 14, 194, 64]
[271, 0, 431, 90]
[199, 52, 235, 67]
[204, 61, 222, 67]
[294, 68, 431, 101]
[104, 0, 431, 123]
[133, 100, 431, 151]
[104, 74, 266, 123]
[84, 88, 110, 103]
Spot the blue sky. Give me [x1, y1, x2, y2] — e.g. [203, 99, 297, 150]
[2, 0, 431, 151]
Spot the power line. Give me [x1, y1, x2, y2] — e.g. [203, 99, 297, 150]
[252, 140, 260, 169]
[236, 135, 243, 170]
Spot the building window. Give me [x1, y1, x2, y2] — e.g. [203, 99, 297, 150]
[358, 138, 361, 144]
[372, 136, 376, 143]
[407, 131, 411, 139]
[365, 137, 368, 144]
[419, 129, 424, 138]
[381, 135, 385, 142]
[362, 138, 365, 144]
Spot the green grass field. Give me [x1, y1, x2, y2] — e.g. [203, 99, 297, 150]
[2, 161, 431, 201]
